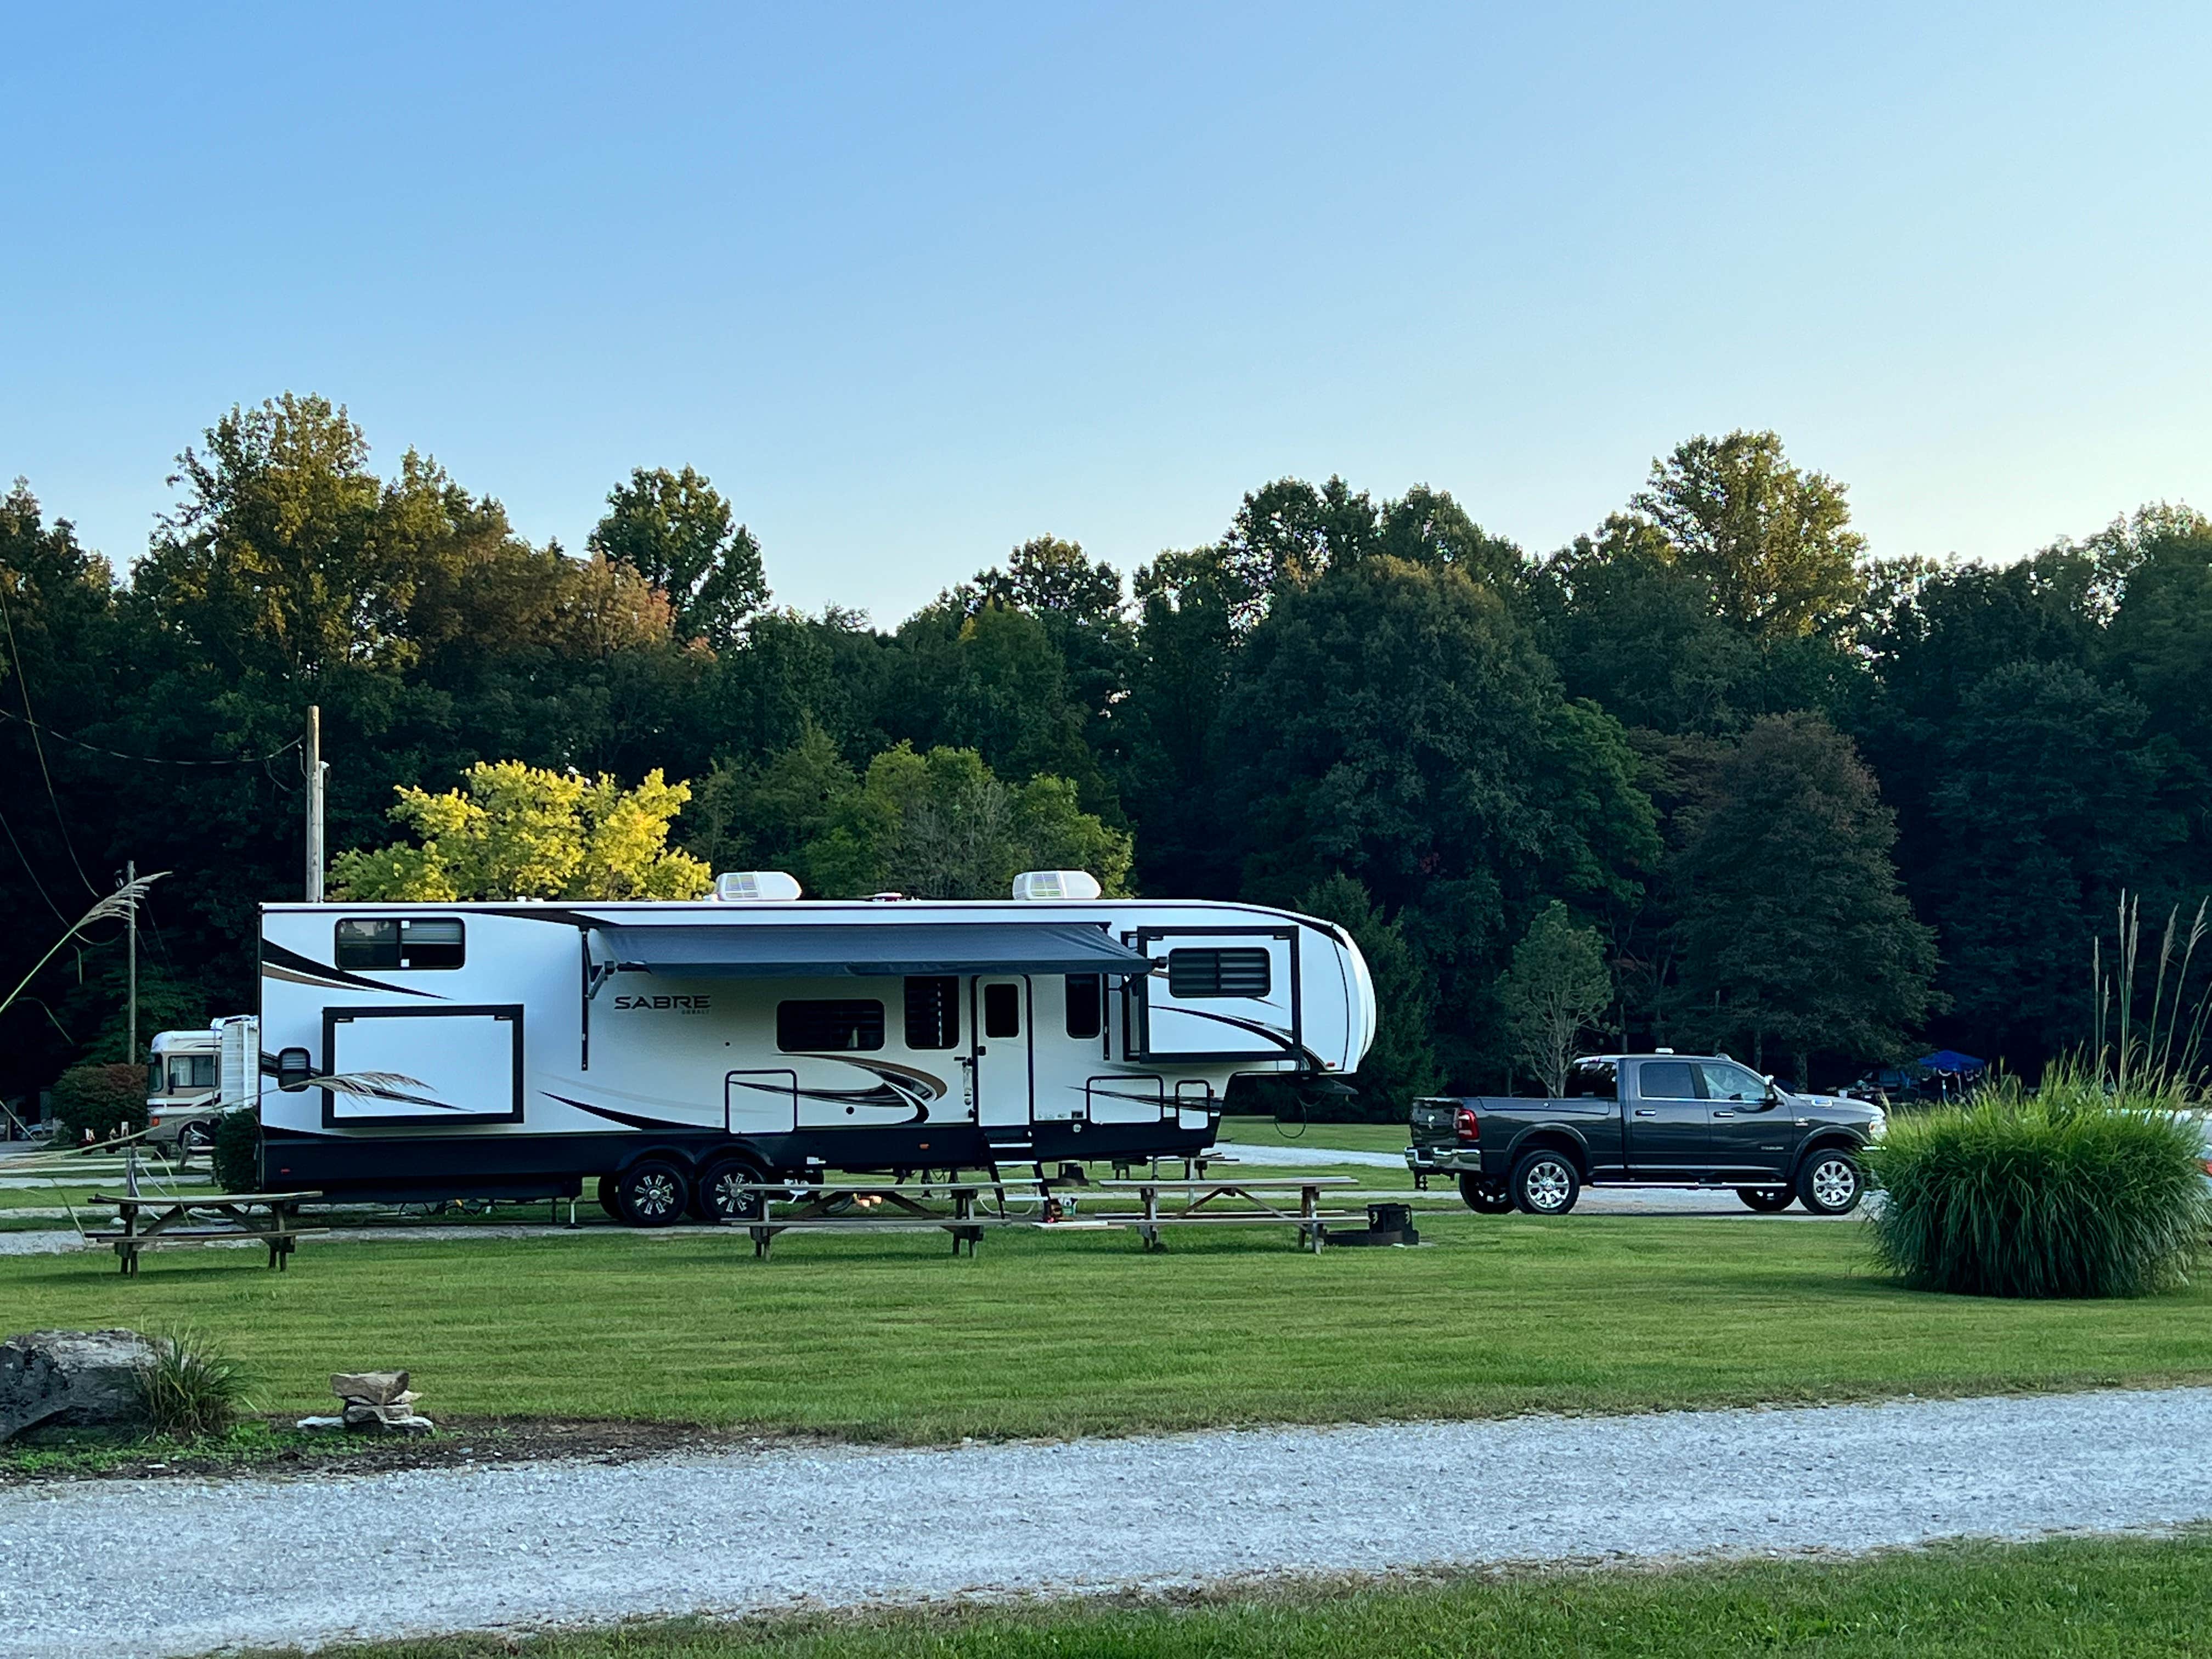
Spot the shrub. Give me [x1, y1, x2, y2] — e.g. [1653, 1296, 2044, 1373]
[1865, 1070, 2211, 1298]
[133, 1329, 252, 1439]
[210, 1108, 262, 1193]
[49, 1062, 148, 1146]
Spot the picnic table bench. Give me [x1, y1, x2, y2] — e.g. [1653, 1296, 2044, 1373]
[84, 1189, 326, 1275]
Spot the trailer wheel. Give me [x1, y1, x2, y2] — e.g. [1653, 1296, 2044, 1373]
[692, 1159, 769, 1224]
[613, 1159, 689, 1228]
[1458, 1175, 1514, 1214]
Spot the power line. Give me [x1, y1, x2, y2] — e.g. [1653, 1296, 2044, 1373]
[0, 580, 97, 895]
[0, 706, 304, 769]
[0, 797, 69, 924]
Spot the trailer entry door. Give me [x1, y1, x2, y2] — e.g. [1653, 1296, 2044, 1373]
[321, 1006, 524, 1127]
[1128, 929, 1300, 1062]
[971, 976, 1034, 1130]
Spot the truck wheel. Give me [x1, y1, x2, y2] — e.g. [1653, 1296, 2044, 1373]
[1797, 1149, 1864, 1216]
[1511, 1150, 1580, 1216]
[613, 1159, 689, 1227]
[1458, 1175, 1514, 1214]
[1736, 1187, 1795, 1212]
[178, 1121, 216, 1158]
[692, 1159, 769, 1224]
[596, 1177, 622, 1220]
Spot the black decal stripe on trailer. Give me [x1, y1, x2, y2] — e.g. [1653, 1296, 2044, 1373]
[545, 1094, 702, 1132]
[263, 941, 444, 999]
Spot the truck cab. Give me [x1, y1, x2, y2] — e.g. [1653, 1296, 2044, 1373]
[1406, 1052, 1884, 1216]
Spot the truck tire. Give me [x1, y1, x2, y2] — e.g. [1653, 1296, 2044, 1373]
[1736, 1187, 1794, 1212]
[613, 1159, 689, 1227]
[1458, 1175, 1514, 1214]
[1796, 1148, 1864, 1216]
[692, 1158, 769, 1224]
[596, 1177, 622, 1220]
[1510, 1149, 1580, 1216]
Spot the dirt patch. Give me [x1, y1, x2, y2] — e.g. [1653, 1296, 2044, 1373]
[0, 1415, 821, 1485]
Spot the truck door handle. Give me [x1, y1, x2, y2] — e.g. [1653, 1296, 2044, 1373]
[1712, 1110, 1736, 1119]
[1633, 1108, 1657, 1118]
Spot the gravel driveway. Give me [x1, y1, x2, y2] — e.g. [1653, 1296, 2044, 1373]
[5, 1386, 2209, 1658]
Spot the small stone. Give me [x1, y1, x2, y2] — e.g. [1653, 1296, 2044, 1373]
[330, 1370, 409, 1406]
[294, 1416, 345, 1432]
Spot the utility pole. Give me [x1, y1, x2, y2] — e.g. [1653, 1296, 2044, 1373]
[125, 857, 137, 1068]
[305, 704, 324, 902]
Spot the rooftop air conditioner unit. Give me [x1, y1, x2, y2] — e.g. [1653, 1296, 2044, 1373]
[714, 871, 803, 903]
[1010, 870, 1102, 901]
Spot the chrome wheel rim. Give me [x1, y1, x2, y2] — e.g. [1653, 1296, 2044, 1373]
[1810, 1158, 1857, 1209]
[632, 1170, 680, 1218]
[1525, 1160, 1572, 1211]
[711, 1171, 760, 1218]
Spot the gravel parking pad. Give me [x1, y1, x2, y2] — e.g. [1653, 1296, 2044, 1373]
[3, 1386, 2209, 1658]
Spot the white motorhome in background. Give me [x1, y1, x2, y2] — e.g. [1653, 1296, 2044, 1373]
[145, 1015, 257, 1152]
[253, 872, 1376, 1224]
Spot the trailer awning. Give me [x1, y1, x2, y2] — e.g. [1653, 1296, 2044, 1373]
[588, 921, 1155, 981]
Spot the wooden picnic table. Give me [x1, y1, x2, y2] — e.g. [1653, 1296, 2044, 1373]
[726, 1181, 1054, 1258]
[84, 1189, 326, 1276]
[1091, 1175, 1361, 1253]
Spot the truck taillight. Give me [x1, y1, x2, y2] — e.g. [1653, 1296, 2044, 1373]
[1455, 1107, 1480, 1143]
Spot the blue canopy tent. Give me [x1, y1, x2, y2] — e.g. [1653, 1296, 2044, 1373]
[1911, 1049, 1984, 1076]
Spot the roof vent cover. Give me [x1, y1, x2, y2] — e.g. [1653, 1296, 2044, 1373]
[1010, 870, 1102, 901]
[714, 870, 803, 903]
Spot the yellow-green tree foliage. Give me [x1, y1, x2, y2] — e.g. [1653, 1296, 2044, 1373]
[330, 761, 712, 901]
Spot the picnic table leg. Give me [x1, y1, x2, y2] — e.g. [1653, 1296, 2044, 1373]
[1304, 1183, 1322, 1253]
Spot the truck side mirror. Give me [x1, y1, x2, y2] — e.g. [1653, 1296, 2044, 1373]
[276, 1048, 313, 1092]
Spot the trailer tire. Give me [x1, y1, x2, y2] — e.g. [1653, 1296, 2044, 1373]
[1510, 1149, 1580, 1215]
[1736, 1187, 1795, 1212]
[596, 1177, 621, 1220]
[692, 1158, 770, 1224]
[1458, 1175, 1514, 1214]
[612, 1159, 689, 1228]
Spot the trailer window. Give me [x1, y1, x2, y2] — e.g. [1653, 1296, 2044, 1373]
[335, 917, 466, 970]
[903, 977, 960, 1049]
[777, 1000, 885, 1052]
[983, 983, 1021, 1039]
[1167, 948, 1271, 998]
[1065, 974, 1103, 1040]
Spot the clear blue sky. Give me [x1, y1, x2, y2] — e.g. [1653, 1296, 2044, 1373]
[5, 2, 2208, 620]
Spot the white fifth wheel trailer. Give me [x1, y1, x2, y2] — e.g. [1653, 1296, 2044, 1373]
[255, 873, 1377, 1224]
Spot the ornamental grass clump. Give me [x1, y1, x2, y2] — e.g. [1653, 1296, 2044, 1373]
[133, 1328, 253, 1440]
[1865, 1068, 2210, 1299]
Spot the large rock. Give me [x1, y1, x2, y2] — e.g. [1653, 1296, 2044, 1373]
[0, 1329, 158, 1442]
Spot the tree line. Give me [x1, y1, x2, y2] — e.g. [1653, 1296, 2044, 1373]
[4, 394, 2208, 1116]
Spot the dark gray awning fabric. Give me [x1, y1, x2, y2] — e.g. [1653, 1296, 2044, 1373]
[590, 921, 1154, 980]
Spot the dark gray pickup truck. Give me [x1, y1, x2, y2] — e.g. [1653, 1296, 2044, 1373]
[1406, 1053, 1884, 1216]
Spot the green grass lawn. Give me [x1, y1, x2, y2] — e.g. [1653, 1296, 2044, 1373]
[6, 1211, 2210, 1440]
[248, 1532, 2212, 1657]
